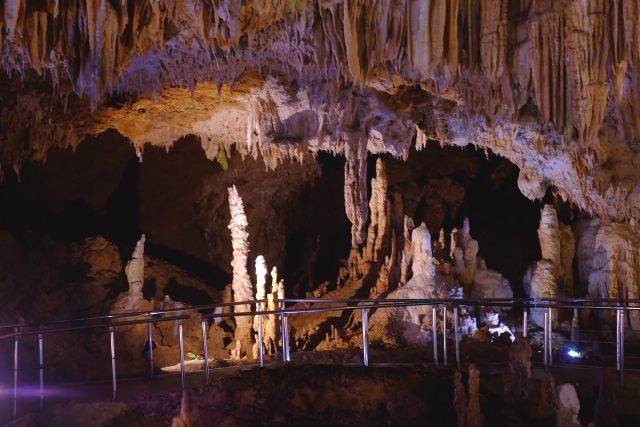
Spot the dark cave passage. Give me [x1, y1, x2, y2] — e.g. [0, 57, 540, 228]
[0, 133, 544, 303]
[381, 143, 542, 291]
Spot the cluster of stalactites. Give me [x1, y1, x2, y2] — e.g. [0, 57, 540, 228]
[4, 0, 639, 143]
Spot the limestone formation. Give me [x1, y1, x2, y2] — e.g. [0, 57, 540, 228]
[369, 223, 441, 345]
[528, 259, 558, 328]
[503, 337, 532, 405]
[363, 158, 389, 264]
[467, 364, 484, 427]
[538, 205, 561, 270]
[125, 234, 146, 299]
[556, 384, 581, 427]
[344, 138, 368, 248]
[228, 186, 254, 352]
[253, 255, 268, 340]
[453, 370, 467, 427]
[577, 219, 640, 330]
[4, 1, 640, 233]
[399, 215, 415, 286]
[453, 218, 479, 288]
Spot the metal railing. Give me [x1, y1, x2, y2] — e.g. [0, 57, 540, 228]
[1, 296, 639, 421]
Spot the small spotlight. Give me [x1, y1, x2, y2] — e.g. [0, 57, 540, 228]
[567, 348, 583, 359]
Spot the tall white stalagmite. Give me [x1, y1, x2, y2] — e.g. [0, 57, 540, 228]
[125, 233, 146, 298]
[228, 185, 254, 354]
[253, 255, 268, 351]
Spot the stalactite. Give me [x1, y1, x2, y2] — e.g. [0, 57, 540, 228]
[479, 0, 507, 80]
[227, 185, 254, 354]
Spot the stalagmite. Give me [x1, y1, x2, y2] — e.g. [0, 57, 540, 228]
[503, 336, 532, 405]
[528, 259, 558, 327]
[344, 138, 368, 248]
[228, 185, 254, 355]
[369, 223, 442, 345]
[556, 384, 581, 427]
[467, 364, 484, 427]
[399, 215, 415, 286]
[125, 234, 146, 298]
[538, 205, 561, 270]
[364, 158, 389, 264]
[453, 370, 467, 427]
[453, 218, 479, 288]
[252, 255, 268, 358]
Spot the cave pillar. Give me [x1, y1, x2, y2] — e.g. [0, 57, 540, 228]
[227, 185, 254, 355]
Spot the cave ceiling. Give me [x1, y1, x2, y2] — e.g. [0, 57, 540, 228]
[1, 0, 640, 223]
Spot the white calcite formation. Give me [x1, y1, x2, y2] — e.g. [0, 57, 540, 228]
[525, 205, 576, 327]
[369, 223, 443, 345]
[556, 384, 581, 427]
[577, 219, 640, 330]
[112, 234, 152, 313]
[227, 185, 254, 354]
[453, 218, 479, 289]
[125, 234, 146, 299]
[451, 218, 513, 301]
[527, 259, 558, 327]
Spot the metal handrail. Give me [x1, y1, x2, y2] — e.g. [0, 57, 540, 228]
[2, 296, 639, 333]
[1, 296, 636, 421]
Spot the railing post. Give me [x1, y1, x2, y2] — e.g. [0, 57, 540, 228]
[109, 326, 117, 400]
[201, 319, 210, 384]
[443, 305, 448, 366]
[453, 306, 460, 368]
[284, 314, 290, 362]
[38, 333, 44, 409]
[432, 306, 438, 367]
[147, 320, 154, 379]
[543, 310, 549, 367]
[621, 308, 625, 386]
[616, 308, 624, 385]
[522, 309, 528, 338]
[178, 320, 185, 389]
[547, 306, 553, 366]
[13, 327, 19, 418]
[361, 308, 369, 366]
[258, 303, 265, 368]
